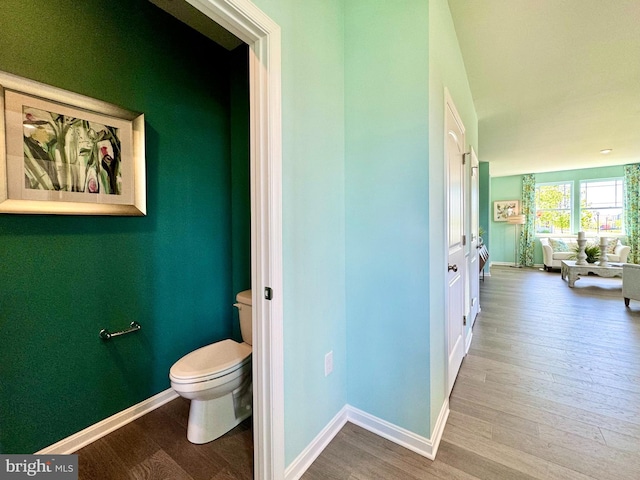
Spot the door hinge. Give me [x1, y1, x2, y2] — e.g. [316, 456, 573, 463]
[264, 287, 273, 300]
[463, 315, 467, 326]
[463, 234, 467, 246]
[463, 152, 469, 165]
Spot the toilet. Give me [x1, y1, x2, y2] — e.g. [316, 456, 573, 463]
[169, 290, 253, 444]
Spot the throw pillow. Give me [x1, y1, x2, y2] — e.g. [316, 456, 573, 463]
[606, 240, 618, 255]
[549, 239, 569, 252]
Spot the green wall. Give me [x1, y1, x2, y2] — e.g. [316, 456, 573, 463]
[479, 162, 491, 256]
[429, 0, 478, 430]
[489, 165, 625, 265]
[489, 175, 523, 265]
[251, 0, 348, 466]
[0, 0, 250, 453]
[345, 0, 431, 436]
[255, 0, 478, 464]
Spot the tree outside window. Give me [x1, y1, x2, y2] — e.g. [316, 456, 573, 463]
[535, 183, 572, 234]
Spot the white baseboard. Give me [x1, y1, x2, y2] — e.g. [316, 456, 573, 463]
[40, 388, 450, 480]
[346, 400, 449, 460]
[36, 388, 179, 454]
[284, 405, 349, 480]
[285, 400, 450, 479]
[489, 262, 545, 269]
[428, 398, 450, 458]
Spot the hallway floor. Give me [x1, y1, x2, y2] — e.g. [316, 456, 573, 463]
[76, 266, 640, 479]
[303, 266, 640, 479]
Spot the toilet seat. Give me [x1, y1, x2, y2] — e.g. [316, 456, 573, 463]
[170, 339, 252, 385]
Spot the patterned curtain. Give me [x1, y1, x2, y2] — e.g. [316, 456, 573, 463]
[519, 174, 536, 266]
[624, 164, 640, 264]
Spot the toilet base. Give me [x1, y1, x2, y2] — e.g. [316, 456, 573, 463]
[186, 378, 253, 444]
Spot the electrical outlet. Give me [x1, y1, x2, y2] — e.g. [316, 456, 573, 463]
[324, 351, 333, 377]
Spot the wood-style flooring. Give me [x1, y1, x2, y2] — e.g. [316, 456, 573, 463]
[76, 266, 640, 479]
[302, 266, 640, 479]
[75, 398, 253, 480]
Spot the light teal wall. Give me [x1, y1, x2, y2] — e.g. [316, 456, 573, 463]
[251, 0, 348, 466]
[489, 175, 523, 264]
[428, 0, 478, 430]
[0, 0, 250, 453]
[479, 162, 491, 256]
[489, 165, 625, 265]
[257, 0, 478, 461]
[345, 0, 431, 437]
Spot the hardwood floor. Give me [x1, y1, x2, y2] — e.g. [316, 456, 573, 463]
[302, 266, 640, 479]
[76, 266, 640, 479]
[75, 397, 253, 480]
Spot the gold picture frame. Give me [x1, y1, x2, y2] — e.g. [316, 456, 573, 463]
[0, 70, 145, 215]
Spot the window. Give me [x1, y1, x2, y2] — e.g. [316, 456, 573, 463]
[535, 183, 572, 234]
[580, 179, 624, 234]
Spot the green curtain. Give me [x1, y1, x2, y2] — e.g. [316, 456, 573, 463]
[520, 174, 536, 266]
[624, 164, 640, 264]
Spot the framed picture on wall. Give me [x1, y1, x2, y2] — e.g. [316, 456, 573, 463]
[494, 200, 519, 221]
[0, 70, 146, 215]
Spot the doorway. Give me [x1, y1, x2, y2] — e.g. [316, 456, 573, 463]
[149, 1, 284, 479]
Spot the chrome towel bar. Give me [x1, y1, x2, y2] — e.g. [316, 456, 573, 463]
[99, 321, 141, 340]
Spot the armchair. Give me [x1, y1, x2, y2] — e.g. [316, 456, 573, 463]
[623, 264, 640, 307]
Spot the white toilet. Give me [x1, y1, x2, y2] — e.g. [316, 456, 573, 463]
[169, 289, 253, 444]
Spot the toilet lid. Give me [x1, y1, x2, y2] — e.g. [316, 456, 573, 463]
[170, 339, 252, 383]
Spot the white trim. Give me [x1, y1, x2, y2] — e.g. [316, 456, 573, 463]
[44, 396, 448, 480]
[182, 2, 284, 479]
[488, 263, 544, 269]
[346, 401, 450, 461]
[284, 406, 349, 480]
[444, 88, 466, 398]
[284, 401, 450, 479]
[35, 389, 179, 454]
[465, 330, 474, 354]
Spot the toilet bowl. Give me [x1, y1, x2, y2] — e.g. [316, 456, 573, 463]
[170, 289, 252, 444]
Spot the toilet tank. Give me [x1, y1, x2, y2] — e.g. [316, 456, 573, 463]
[235, 290, 252, 346]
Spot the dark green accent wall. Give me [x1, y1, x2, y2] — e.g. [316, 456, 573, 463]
[0, 0, 250, 453]
[229, 46, 251, 342]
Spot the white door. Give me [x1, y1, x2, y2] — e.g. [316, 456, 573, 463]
[469, 148, 480, 329]
[446, 93, 466, 396]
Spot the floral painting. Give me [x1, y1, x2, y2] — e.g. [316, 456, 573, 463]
[23, 106, 122, 195]
[1, 72, 145, 215]
[494, 200, 519, 221]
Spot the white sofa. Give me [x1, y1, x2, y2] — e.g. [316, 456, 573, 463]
[540, 236, 630, 271]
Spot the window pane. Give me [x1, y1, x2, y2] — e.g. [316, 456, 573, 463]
[535, 183, 572, 234]
[580, 179, 624, 234]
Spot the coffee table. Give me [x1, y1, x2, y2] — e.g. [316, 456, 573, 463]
[560, 260, 623, 288]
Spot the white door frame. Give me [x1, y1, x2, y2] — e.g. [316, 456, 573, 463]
[444, 88, 466, 397]
[184, 1, 283, 479]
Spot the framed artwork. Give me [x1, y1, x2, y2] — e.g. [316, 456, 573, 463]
[494, 200, 519, 221]
[0, 70, 145, 215]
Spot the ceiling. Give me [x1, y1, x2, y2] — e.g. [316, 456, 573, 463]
[149, 0, 243, 50]
[447, 0, 640, 177]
